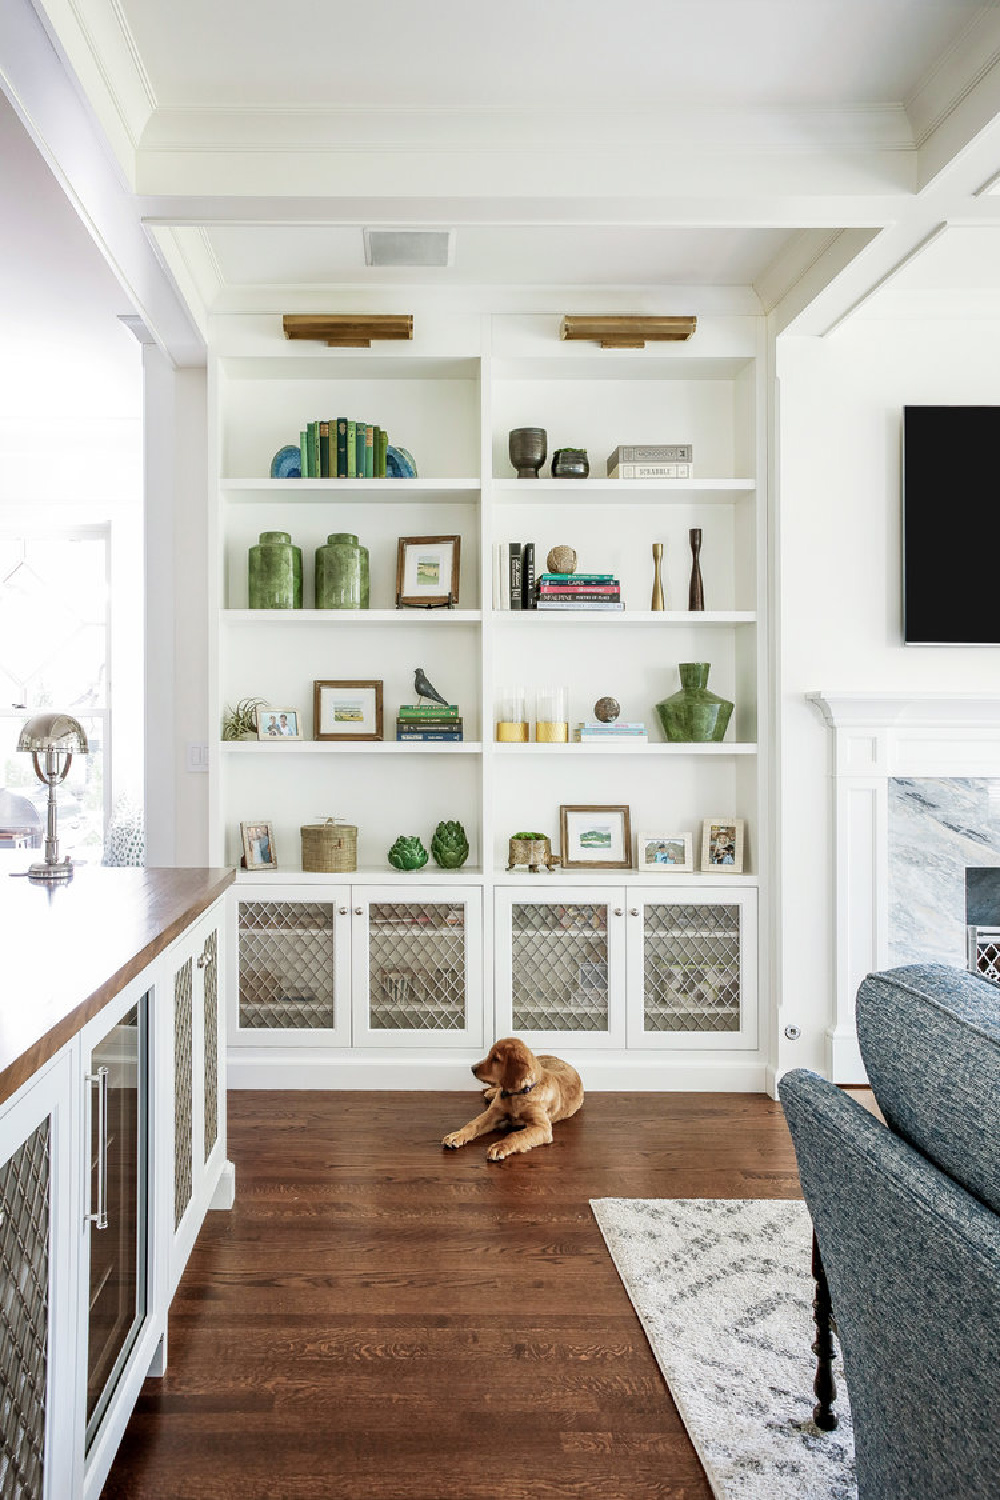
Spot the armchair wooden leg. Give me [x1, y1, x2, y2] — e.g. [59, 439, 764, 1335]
[811, 1228, 839, 1431]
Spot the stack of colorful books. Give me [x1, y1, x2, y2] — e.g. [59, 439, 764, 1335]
[536, 572, 623, 611]
[395, 704, 464, 742]
[574, 720, 648, 743]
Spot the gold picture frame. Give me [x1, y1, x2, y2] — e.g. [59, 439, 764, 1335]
[313, 680, 384, 741]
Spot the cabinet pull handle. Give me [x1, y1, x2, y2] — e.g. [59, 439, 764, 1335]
[614, 907, 623, 917]
[86, 1066, 109, 1230]
[630, 907, 640, 917]
[354, 906, 364, 916]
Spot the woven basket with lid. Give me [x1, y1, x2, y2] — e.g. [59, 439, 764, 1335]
[300, 817, 358, 873]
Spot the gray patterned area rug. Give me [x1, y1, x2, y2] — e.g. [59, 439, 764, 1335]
[591, 1198, 856, 1500]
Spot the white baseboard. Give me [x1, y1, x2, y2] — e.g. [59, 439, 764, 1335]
[227, 1050, 767, 1092]
[825, 1026, 868, 1085]
[210, 1159, 236, 1210]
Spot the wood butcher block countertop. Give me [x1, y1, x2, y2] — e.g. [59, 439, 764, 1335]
[0, 862, 234, 1108]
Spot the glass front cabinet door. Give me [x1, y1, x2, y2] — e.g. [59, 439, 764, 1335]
[494, 889, 628, 1049]
[351, 887, 484, 1049]
[625, 888, 758, 1049]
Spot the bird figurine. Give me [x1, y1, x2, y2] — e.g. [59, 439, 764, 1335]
[414, 667, 449, 707]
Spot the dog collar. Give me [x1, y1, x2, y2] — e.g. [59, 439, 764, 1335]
[500, 1080, 537, 1099]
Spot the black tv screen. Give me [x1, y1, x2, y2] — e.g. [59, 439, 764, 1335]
[903, 405, 1000, 645]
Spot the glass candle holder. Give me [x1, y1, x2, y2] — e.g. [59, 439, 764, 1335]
[496, 687, 528, 743]
[535, 686, 568, 743]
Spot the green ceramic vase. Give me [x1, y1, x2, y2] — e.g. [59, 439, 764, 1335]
[430, 820, 470, 869]
[248, 530, 302, 609]
[315, 532, 369, 610]
[387, 835, 429, 871]
[656, 663, 734, 743]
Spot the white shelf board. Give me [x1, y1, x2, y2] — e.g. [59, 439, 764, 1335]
[492, 610, 755, 625]
[235, 866, 486, 885]
[222, 740, 483, 754]
[491, 741, 756, 755]
[221, 478, 480, 504]
[223, 608, 482, 625]
[491, 478, 754, 504]
[495, 868, 759, 886]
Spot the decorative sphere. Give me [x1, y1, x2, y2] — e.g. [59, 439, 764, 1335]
[547, 544, 577, 574]
[594, 696, 620, 723]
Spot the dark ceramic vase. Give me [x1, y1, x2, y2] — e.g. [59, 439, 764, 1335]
[551, 448, 589, 479]
[315, 532, 369, 609]
[656, 663, 734, 743]
[248, 530, 302, 609]
[509, 427, 547, 478]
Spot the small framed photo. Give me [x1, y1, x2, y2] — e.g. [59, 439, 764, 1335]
[314, 680, 383, 741]
[255, 706, 302, 740]
[701, 818, 745, 872]
[241, 820, 277, 870]
[396, 535, 461, 608]
[560, 804, 632, 869]
[636, 832, 693, 872]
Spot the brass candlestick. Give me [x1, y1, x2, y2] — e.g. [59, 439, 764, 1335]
[651, 542, 665, 611]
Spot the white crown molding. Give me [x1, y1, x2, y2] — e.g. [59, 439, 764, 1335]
[906, 7, 1000, 147]
[753, 228, 848, 314]
[34, 0, 157, 180]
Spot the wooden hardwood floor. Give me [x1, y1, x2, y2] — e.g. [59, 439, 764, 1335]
[102, 1090, 803, 1500]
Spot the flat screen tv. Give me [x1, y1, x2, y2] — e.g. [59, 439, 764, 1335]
[903, 405, 1000, 645]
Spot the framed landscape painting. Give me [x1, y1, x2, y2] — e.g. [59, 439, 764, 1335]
[560, 804, 631, 869]
[313, 680, 384, 741]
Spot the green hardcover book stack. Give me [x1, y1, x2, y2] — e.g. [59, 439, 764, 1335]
[295, 415, 396, 479]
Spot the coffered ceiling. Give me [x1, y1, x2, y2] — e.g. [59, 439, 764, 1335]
[6, 0, 1000, 358]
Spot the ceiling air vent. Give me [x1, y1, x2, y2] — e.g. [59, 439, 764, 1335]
[363, 229, 454, 268]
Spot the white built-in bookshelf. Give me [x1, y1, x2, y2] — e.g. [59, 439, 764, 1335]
[208, 313, 769, 1089]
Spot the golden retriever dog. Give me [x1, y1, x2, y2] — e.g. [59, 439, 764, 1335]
[442, 1036, 583, 1161]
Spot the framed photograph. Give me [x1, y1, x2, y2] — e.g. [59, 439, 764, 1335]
[241, 820, 277, 870]
[396, 535, 461, 608]
[701, 818, 745, 872]
[636, 831, 693, 872]
[560, 804, 632, 869]
[255, 706, 302, 740]
[313, 680, 383, 741]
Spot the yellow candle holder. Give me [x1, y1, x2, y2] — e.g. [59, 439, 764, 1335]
[496, 721, 529, 742]
[535, 687, 568, 743]
[535, 721, 568, 743]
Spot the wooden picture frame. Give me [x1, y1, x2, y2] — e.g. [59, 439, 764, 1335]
[560, 804, 632, 869]
[636, 831, 693, 872]
[700, 818, 745, 872]
[240, 820, 277, 870]
[313, 680, 384, 741]
[255, 706, 302, 740]
[396, 535, 461, 608]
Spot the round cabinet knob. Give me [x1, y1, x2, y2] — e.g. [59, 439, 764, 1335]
[196, 953, 208, 970]
[614, 907, 623, 917]
[354, 906, 364, 916]
[630, 907, 639, 917]
[338, 906, 348, 916]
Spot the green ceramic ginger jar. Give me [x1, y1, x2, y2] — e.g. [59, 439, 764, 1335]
[315, 532, 370, 610]
[656, 663, 734, 743]
[430, 820, 469, 869]
[387, 835, 429, 871]
[248, 530, 302, 609]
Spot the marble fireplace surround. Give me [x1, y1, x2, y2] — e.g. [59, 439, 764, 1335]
[808, 693, 1000, 1083]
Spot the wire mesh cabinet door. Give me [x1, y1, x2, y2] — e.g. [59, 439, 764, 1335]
[0, 1052, 75, 1500]
[626, 887, 758, 1050]
[351, 887, 483, 1049]
[230, 884, 352, 1047]
[495, 887, 627, 1050]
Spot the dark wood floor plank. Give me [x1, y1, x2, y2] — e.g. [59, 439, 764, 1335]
[101, 1090, 802, 1500]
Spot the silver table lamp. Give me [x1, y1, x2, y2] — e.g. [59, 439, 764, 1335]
[17, 712, 89, 882]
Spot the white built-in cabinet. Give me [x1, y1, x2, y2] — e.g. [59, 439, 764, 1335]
[210, 312, 768, 1088]
[0, 893, 230, 1500]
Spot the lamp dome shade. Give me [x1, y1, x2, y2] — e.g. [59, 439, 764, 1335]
[17, 713, 89, 754]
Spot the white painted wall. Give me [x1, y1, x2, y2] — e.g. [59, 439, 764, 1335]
[775, 312, 1000, 1079]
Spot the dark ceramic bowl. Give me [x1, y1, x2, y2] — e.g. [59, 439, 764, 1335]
[551, 448, 590, 479]
[509, 427, 547, 478]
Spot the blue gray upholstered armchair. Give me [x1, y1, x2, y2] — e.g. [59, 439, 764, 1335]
[779, 964, 1000, 1500]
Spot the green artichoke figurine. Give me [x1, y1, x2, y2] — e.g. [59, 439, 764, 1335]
[431, 819, 470, 869]
[387, 835, 429, 871]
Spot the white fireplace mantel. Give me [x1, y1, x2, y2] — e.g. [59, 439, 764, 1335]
[808, 692, 1000, 1081]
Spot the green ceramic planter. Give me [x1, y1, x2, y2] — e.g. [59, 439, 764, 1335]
[315, 532, 369, 610]
[431, 820, 469, 869]
[387, 835, 429, 871]
[656, 663, 734, 743]
[248, 530, 302, 609]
